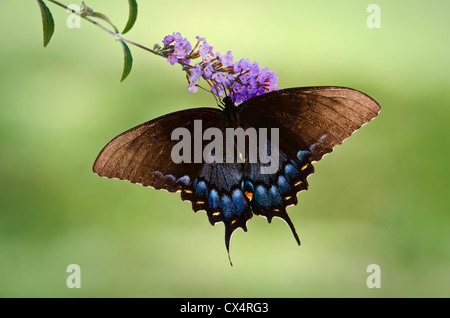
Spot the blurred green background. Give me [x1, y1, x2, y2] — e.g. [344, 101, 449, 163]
[0, 0, 449, 297]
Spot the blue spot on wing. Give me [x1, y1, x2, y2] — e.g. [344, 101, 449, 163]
[219, 189, 249, 220]
[297, 150, 311, 163]
[176, 175, 190, 186]
[195, 180, 208, 200]
[221, 194, 236, 219]
[277, 175, 291, 196]
[269, 185, 283, 206]
[254, 185, 270, 209]
[284, 163, 300, 183]
[231, 189, 248, 215]
[208, 189, 221, 211]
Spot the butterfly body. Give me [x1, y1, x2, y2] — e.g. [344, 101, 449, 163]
[93, 87, 380, 260]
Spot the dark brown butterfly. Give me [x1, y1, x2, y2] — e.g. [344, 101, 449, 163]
[93, 86, 380, 262]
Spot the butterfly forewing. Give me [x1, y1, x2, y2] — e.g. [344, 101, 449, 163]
[238, 86, 381, 162]
[93, 108, 222, 192]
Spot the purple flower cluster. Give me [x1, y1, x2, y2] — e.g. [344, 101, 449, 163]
[155, 32, 279, 104]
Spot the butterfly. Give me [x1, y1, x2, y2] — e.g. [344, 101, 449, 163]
[93, 86, 380, 262]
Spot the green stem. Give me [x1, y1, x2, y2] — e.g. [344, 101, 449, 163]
[46, 0, 192, 68]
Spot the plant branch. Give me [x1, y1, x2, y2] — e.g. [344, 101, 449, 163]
[46, 0, 192, 68]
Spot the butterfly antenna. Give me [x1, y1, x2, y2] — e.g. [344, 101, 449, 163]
[221, 83, 232, 102]
[197, 84, 224, 109]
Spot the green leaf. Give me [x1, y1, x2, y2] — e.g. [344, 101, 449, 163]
[122, 0, 138, 34]
[36, 0, 55, 47]
[81, 2, 119, 33]
[119, 40, 133, 82]
[80, 1, 94, 17]
[91, 11, 119, 33]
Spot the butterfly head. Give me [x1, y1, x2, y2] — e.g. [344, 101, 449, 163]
[222, 96, 234, 109]
[221, 96, 239, 122]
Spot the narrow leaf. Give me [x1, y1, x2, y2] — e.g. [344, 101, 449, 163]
[119, 40, 133, 82]
[36, 0, 55, 47]
[91, 11, 119, 33]
[80, 2, 94, 17]
[122, 0, 138, 34]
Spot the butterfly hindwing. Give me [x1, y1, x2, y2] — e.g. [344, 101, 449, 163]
[242, 149, 314, 246]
